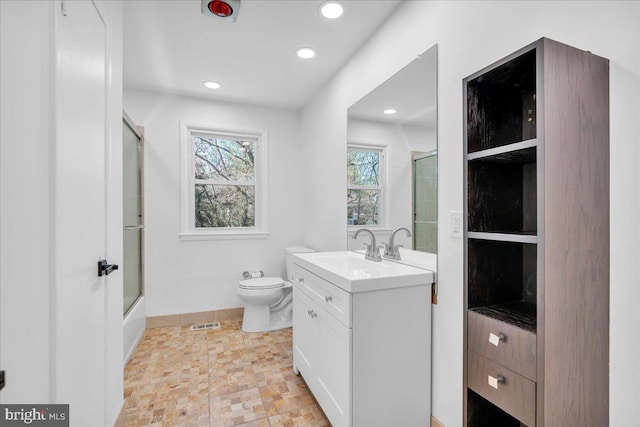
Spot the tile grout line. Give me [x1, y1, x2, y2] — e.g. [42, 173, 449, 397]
[243, 329, 273, 427]
[125, 322, 323, 427]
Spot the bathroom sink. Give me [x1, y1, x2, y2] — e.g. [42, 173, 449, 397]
[293, 251, 434, 293]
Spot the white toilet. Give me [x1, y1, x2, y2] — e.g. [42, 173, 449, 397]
[237, 246, 314, 333]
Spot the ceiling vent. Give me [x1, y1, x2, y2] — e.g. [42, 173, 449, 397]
[202, 0, 241, 22]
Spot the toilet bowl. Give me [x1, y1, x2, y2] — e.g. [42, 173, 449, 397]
[237, 246, 314, 333]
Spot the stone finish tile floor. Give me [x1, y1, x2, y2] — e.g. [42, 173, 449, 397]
[124, 320, 330, 427]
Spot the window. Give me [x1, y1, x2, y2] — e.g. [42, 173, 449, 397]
[347, 145, 384, 226]
[180, 122, 268, 239]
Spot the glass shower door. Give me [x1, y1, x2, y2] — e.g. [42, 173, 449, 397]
[413, 152, 437, 254]
[123, 117, 143, 315]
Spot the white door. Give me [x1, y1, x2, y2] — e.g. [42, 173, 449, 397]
[316, 308, 351, 427]
[292, 289, 318, 380]
[55, 1, 109, 424]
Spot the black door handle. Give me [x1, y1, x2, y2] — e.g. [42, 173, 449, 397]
[98, 259, 119, 277]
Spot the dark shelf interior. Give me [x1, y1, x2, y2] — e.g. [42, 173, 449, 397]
[468, 239, 537, 332]
[468, 389, 525, 427]
[470, 303, 536, 333]
[468, 147, 536, 234]
[467, 49, 536, 153]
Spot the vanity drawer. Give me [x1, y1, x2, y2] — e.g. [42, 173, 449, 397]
[468, 310, 536, 381]
[468, 351, 535, 427]
[293, 265, 351, 327]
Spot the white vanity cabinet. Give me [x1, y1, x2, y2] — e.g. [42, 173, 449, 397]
[293, 285, 351, 425]
[292, 254, 432, 427]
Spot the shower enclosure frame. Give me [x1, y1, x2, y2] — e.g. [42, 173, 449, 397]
[123, 111, 144, 316]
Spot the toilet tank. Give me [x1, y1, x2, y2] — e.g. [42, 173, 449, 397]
[284, 246, 315, 281]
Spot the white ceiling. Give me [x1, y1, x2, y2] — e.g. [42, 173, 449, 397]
[123, 0, 402, 110]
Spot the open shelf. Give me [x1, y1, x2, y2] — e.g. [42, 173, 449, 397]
[467, 49, 537, 153]
[468, 239, 537, 333]
[467, 138, 537, 162]
[467, 389, 524, 427]
[467, 232, 537, 244]
[468, 147, 536, 234]
[469, 302, 536, 333]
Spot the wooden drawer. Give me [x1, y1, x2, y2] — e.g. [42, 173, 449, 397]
[468, 351, 535, 427]
[468, 310, 536, 381]
[293, 265, 351, 327]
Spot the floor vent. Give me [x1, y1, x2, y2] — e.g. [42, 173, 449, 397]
[190, 322, 220, 331]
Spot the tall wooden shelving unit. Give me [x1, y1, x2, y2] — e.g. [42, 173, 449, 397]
[463, 38, 609, 426]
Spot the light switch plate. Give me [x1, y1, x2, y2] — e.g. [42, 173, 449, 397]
[451, 211, 463, 238]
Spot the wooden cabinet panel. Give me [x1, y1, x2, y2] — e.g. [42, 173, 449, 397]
[468, 310, 536, 380]
[468, 351, 535, 427]
[464, 38, 609, 426]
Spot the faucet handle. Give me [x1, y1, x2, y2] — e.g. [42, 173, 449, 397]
[382, 242, 392, 256]
[393, 245, 404, 259]
[372, 245, 383, 262]
[362, 243, 383, 262]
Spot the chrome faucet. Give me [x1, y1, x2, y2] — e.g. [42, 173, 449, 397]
[384, 227, 412, 260]
[353, 228, 382, 262]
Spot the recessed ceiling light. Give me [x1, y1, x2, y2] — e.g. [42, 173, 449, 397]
[384, 109, 397, 115]
[320, 1, 344, 19]
[296, 47, 315, 59]
[203, 81, 221, 89]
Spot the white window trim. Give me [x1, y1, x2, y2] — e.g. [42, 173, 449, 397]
[347, 142, 387, 230]
[179, 121, 269, 240]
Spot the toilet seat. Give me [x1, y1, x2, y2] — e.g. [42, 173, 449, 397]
[239, 277, 285, 290]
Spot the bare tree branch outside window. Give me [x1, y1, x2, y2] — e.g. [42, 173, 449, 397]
[347, 149, 381, 226]
[194, 135, 256, 228]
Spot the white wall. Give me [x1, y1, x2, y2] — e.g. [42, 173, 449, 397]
[0, 0, 124, 424]
[0, 0, 55, 403]
[347, 118, 435, 251]
[123, 89, 305, 316]
[301, 1, 640, 425]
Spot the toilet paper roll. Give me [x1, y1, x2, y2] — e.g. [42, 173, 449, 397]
[242, 270, 264, 279]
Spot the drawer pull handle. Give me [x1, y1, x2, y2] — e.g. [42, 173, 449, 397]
[489, 332, 506, 347]
[488, 374, 505, 389]
[307, 309, 317, 319]
[325, 295, 333, 302]
[298, 278, 304, 283]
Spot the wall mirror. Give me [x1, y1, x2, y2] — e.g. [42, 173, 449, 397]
[347, 44, 437, 272]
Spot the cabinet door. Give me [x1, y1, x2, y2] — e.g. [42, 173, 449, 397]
[293, 288, 318, 382]
[316, 307, 352, 427]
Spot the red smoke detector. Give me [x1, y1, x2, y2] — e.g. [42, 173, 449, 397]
[202, 0, 241, 22]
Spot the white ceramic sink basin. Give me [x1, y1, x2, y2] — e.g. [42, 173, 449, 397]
[293, 251, 434, 293]
[354, 248, 437, 281]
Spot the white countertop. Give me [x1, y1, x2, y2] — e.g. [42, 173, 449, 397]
[293, 251, 435, 293]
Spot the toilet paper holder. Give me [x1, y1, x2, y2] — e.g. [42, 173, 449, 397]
[243, 270, 264, 279]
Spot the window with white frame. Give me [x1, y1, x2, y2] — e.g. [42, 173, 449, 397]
[180, 122, 268, 239]
[347, 145, 385, 227]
